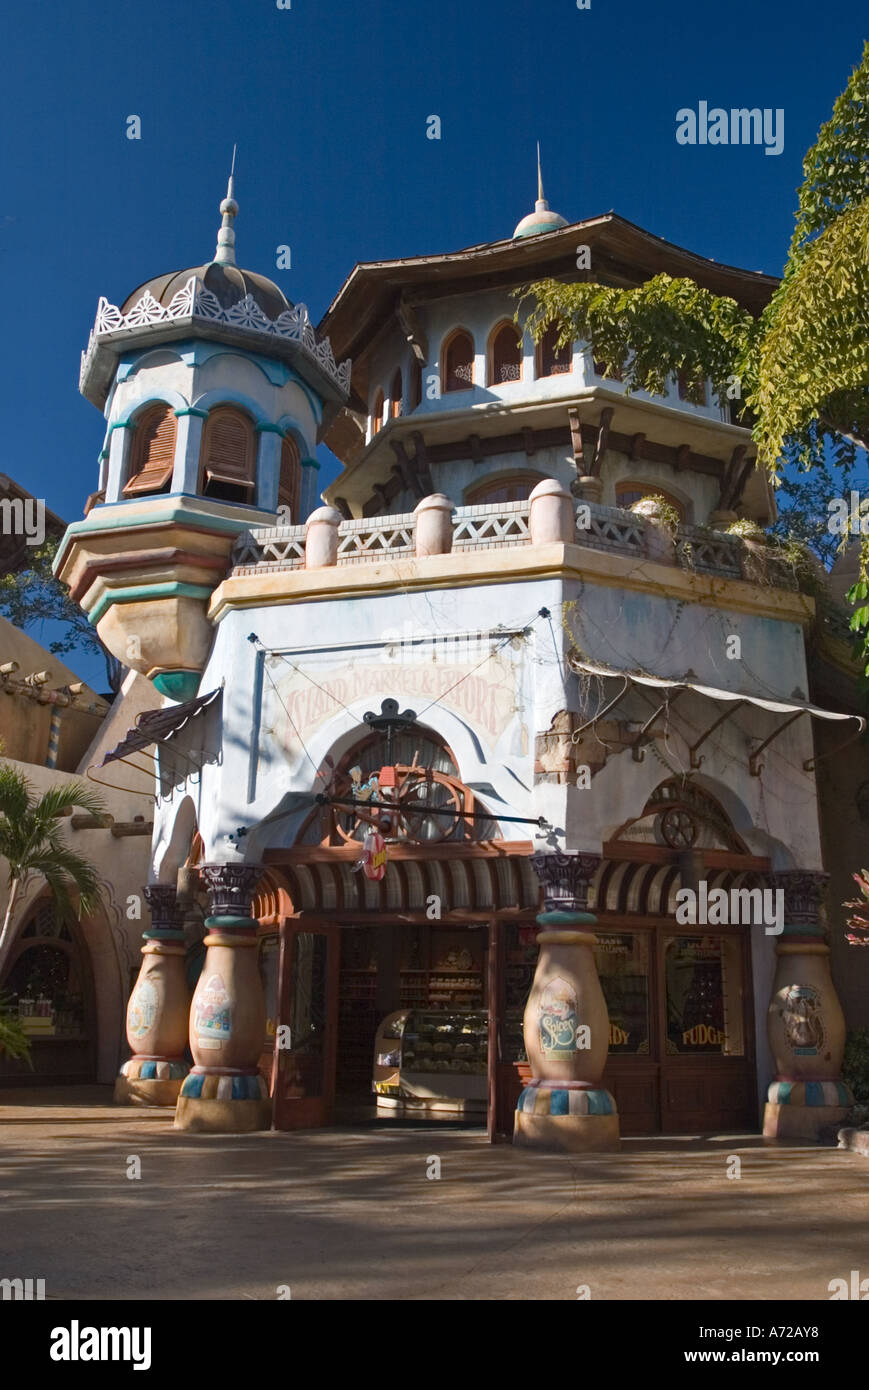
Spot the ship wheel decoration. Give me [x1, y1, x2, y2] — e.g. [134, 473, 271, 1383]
[327, 699, 468, 846]
[659, 806, 698, 849]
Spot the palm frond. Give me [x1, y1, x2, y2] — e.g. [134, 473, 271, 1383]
[31, 846, 104, 917]
[0, 766, 33, 822]
[30, 782, 108, 830]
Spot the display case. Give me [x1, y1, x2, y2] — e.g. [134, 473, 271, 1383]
[373, 1009, 488, 1118]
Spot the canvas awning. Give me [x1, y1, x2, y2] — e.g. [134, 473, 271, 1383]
[569, 657, 864, 774]
[99, 688, 222, 766]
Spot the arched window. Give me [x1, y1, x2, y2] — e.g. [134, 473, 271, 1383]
[536, 325, 572, 378]
[442, 329, 474, 393]
[372, 390, 384, 437]
[123, 404, 176, 496]
[615, 482, 685, 520]
[278, 435, 301, 522]
[1, 901, 92, 1044]
[466, 473, 542, 505]
[390, 369, 403, 419]
[410, 359, 422, 410]
[488, 323, 522, 385]
[199, 406, 256, 503]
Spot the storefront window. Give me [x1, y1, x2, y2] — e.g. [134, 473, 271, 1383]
[594, 932, 650, 1054]
[664, 934, 744, 1056]
[259, 935, 280, 1047]
[281, 933, 328, 1098]
[5, 946, 86, 1037]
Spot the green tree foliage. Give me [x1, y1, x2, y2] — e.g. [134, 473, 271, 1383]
[516, 41, 869, 562]
[0, 767, 108, 979]
[517, 273, 757, 406]
[0, 536, 122, 692]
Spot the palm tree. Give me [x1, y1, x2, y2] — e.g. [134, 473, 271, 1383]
[0, 992, 33, 1066]
[0, 767, 108, 980]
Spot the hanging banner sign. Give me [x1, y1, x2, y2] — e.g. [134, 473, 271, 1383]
[362, 831, 388, 881]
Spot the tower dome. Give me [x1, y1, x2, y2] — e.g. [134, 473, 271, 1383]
[120, 160, 292, 321]
[513, 144, 568, 239]
[58, 157, 351, 704]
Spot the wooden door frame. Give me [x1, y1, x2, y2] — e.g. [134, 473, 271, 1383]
[595, 913, 757, 1134]
[271, 916, 340, 1131]
[657, 921, 756, 1132]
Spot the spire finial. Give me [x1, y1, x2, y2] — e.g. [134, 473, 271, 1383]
[214, 145, 238, 266]
[535, 141, 550, 212]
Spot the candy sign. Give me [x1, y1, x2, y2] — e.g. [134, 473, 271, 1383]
[362, 831, 387, 881]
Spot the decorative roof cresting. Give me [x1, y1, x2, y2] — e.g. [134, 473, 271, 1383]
[82, 278, 351, 395]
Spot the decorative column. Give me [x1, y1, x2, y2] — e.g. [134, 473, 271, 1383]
[114, 886, 190, 1106]
[104, 420, 135, 503]
[174, 864, 271, 1133]
[172, 407, 207, 494]
[254, 423, 284, 512]
[514, 852, 619, 1152]
[763, 871, 853, 1142]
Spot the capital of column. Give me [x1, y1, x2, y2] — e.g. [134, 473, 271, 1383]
[199, 863, 263, 928]
[530, 851, 601, 919]
[771, 870, 828, 937]
[142, 884, 185, 941]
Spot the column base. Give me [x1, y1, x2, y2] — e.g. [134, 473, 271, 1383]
[763, 1079, 853, 1142]
[174, 1068, 272, 1133]
[114, 1058, 188, 1107]
[513, 1083, 620, 1152]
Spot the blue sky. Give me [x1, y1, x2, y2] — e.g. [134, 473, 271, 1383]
[1, 0, 865, 686]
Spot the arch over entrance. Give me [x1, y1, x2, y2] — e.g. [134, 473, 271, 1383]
[594, 777, 769, 1135]
[259, 720, 541, 1132]
[0, 898, 97, 1083]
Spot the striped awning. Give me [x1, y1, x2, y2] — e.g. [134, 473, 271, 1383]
[590, 861, 765, 916]
[275, 850, 541, 915]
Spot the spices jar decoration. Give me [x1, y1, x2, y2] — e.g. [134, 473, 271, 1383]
[514, 853, 619, 1152]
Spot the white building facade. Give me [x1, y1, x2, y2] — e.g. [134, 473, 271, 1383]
[55, 179, 860, 1146]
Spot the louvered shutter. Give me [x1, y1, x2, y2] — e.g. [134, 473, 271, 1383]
[123, 407, 176, 496]
[201, 409, 255, 491]
[278, 436, 300, 520]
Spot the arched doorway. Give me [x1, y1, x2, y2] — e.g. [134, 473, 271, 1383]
[0, 899, 97, 1084]
[593, 779, 768, 1134]
[263, 721, 541, 1130]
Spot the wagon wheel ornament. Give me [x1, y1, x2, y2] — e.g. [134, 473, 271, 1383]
[660, 806, 698, 849]
[398, 772, 463, 843]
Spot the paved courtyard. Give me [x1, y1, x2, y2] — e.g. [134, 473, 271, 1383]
[1, 1087, 867, 1301]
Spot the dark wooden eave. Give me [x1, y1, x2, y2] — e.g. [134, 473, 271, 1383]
[318, 211, 779, 372]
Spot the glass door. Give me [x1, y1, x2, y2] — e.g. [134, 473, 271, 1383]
[272, 923, 339, 1130]
[659, 930, 755, 1132]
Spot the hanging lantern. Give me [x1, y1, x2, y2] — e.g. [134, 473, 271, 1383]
[362, 830, 388, 881]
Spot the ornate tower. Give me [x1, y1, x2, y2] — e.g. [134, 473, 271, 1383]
[54, 172, 350, 702]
